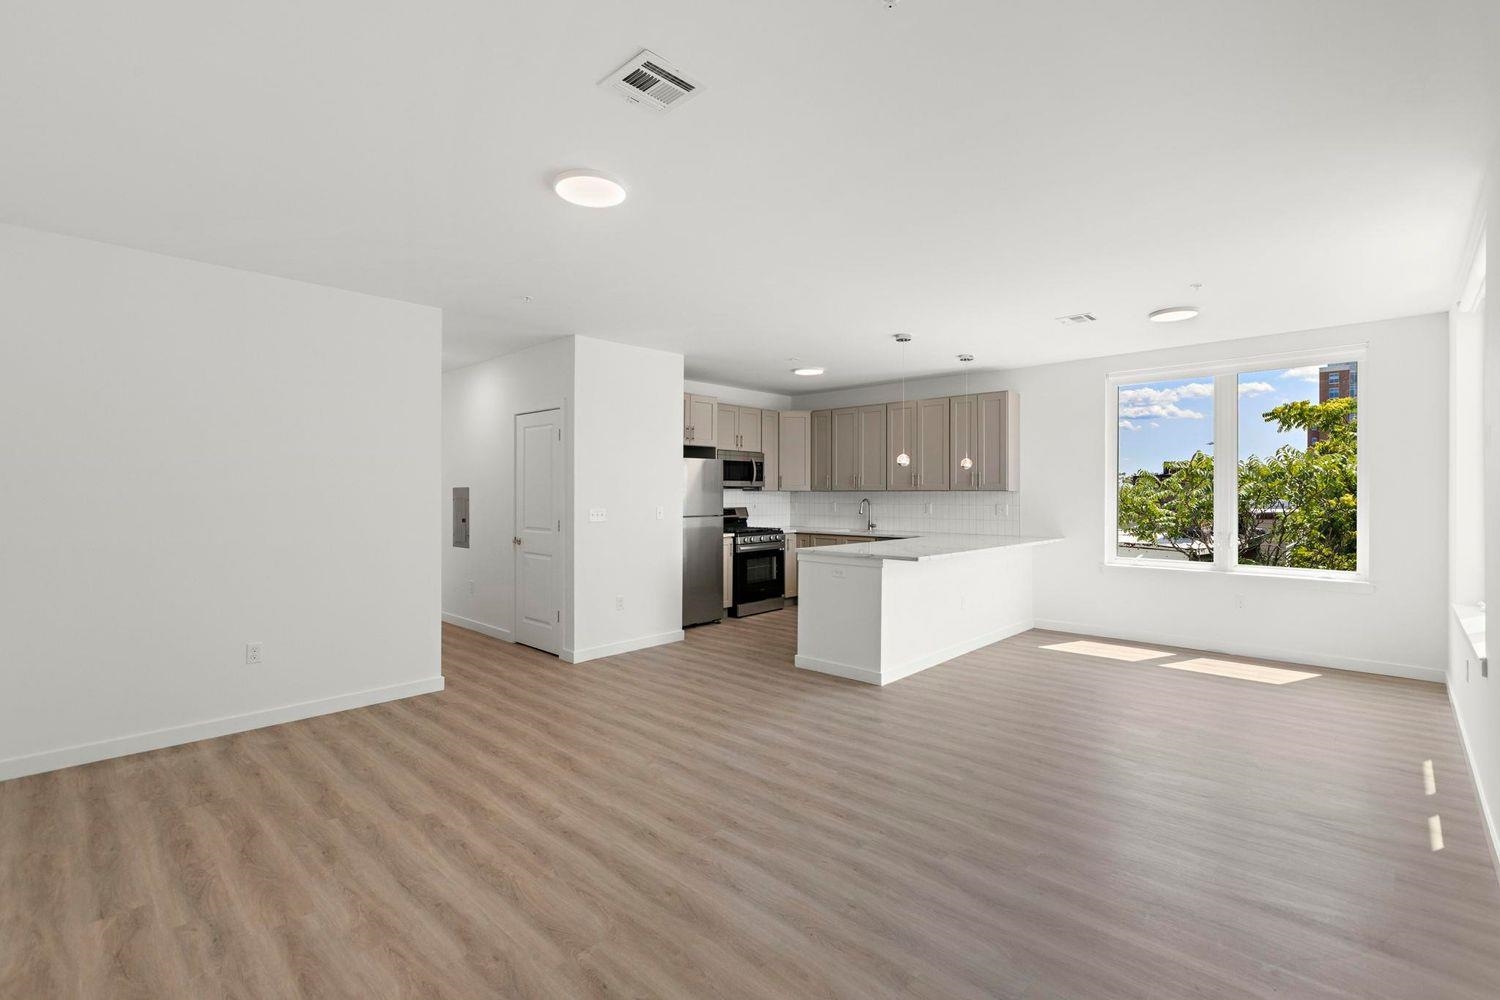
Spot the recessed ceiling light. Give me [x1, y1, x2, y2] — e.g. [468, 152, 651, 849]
[553, 169, 626, 208]
[792, 367, 825, 376]
[1149, 306, 1199, 323]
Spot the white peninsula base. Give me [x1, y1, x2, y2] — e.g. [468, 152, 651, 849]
[794, 536, 1061, 685]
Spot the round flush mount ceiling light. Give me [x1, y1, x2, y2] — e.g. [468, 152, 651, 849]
[792, 367, 825, 376]
[1148, 306, 1200, 323]
[553, 169, 626, 208]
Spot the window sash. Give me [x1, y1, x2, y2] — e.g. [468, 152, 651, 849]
[1105, 344, 1368, 581]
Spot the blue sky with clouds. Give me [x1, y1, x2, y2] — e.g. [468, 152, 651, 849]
[1116, 365, 1335, 475]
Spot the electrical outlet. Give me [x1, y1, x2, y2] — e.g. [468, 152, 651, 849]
[615, 595, 625, 611]
[245, 642, 263, 665]
[924, 503, 933, 515]
[996, 502, 1010, 517]
[1234, 594, 1245, 611]
[832, 568, 846, 579]
[589, 508, 607, 522]
[656, 506, 664, 520]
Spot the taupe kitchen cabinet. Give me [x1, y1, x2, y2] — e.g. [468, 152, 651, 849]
[760, 409, 780, 490]
[888, 399, 949, 490]
[949, 390, 1019, 490]
[915, 396, 950, 490]
[723, 535, 733, 609]
[717, 404, 762, 450]
[684, 394, 718, 447]
[831, 405, 887, 490]
[784, 532, 798, 598]
[887, 401, 917, 489]
[810, 410, 833, 491]
[778, 411, 812, 491]
[856, 404, 887, 490]
[830, 407, 859, 490]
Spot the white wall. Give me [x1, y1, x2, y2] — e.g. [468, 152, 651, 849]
[573, 338, 685, 661]
[441, 336, 573, 642]
[1450, 166, 1495, 861]
[0, 224, 442, 780]
[442, 336, 685, 663]
[1020, 314, 1449, 681]
[794, 314, 1450, 681]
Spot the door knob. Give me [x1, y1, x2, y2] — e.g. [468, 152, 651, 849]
[512, 536, 522, 546]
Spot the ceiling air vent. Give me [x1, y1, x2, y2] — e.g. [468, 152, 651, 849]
[600, 49, 702, 113]
[1054, 312, 1098, 326]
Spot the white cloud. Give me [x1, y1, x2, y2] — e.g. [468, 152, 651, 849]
[1238, 381, 1275, 396]
[1118, 382, 1211, 421]
[1118, 419, 1139, 431]
[1119, 383, 1211, 406]
[1120, 402, 1204, 420]
[1281, 366, 1319, 383]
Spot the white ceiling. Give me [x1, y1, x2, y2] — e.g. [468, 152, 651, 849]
[2, 2, 1495, 390]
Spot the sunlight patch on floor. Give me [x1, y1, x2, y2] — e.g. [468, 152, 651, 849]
[1160, 657, 1320, 685]
[1041, 640, 1171, 662]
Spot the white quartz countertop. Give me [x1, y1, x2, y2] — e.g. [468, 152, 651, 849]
[795, 533, 1062, 563]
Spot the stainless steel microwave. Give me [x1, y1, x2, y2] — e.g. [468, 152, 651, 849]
[719, 450, 765, 490]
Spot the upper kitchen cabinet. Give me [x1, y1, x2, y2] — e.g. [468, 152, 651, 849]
[949, 394, 977, 490]
[887, 401, 917, 489]
[684, 393, 718, 447]
[915, 396, 951, 490]
[950, 390, 1019, 490]
[740, 407, 763, 451]
[716, 404, 763, 451]
[856, 404, 887, 491]
[828, 405, 887, 491]
[777, 410, 812, 491]
[760, 409, 780, 490]
[888, 398, 949, 490]
[810, 409, 833, 491]
[830, 407, 859, 490]
[976, 390, 1019, 490]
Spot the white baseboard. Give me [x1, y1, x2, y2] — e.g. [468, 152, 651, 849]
[0, 676, 445, 783]
[442, 612, 512, 642]
[794, 654, 883, 685]
[1448, 683, 1500, 883]
[1033, 618, 1444, 684]
[564, 629, 684, 664]
[797, 620, 1031, 686]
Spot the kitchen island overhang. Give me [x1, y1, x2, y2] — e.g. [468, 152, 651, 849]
[794, 535, 1063, 685]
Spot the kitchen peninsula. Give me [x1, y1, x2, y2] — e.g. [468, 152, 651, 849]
[795, 534, 1061, 685]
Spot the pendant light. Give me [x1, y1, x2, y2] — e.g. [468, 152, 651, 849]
[894, 334, 912, 468]
[958, 354, 975, 471]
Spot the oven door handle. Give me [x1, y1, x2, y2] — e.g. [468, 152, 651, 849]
[736, 542, 785, 553]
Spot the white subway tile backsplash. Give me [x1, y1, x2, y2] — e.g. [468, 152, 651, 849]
[724, 489, 1022, 536]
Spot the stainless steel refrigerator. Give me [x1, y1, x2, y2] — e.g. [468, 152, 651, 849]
[683, 452, 724, 627]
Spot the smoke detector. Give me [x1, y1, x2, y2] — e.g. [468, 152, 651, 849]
[1054, 312, 1098, 326]
[599, 50, 702, 113]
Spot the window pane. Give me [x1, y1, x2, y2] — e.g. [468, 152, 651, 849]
[1116, 377, 1214, 562]
[1236, 362, 1358, 571]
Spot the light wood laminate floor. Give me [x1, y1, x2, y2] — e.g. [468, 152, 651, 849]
[3, 609, 1498, 999]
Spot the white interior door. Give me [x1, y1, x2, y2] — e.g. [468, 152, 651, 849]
[514, 409, 563, 654]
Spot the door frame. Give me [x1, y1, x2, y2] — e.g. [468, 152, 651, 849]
[513, 406, 566, 655]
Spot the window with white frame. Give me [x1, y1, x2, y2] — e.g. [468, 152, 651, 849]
[1108, 349, 1365, 577]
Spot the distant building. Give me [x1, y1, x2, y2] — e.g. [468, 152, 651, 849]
[1309, 361, 1358, 446]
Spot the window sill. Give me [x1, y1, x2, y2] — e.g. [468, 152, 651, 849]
[1103, 559, 1375, 593]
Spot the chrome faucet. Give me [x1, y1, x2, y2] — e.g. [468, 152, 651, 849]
[859, 498, 876, 531]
